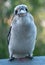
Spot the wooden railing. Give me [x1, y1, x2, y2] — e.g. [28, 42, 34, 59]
[0, 56, 45, 65]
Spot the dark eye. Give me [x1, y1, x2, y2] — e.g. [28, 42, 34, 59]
[25, 8, 28, 12]
[15, 10, 18, 15]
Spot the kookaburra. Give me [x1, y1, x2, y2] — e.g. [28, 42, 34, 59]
[8, 4, 37, 61]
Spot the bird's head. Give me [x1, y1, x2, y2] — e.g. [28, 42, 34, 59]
[14, 4, 28, 17]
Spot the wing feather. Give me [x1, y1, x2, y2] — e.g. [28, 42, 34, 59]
[7, 26, 12, 45]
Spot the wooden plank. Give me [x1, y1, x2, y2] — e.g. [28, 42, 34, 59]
[0, 56, 45, 65]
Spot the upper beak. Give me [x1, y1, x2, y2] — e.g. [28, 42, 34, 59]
[20, 10, 26, 14]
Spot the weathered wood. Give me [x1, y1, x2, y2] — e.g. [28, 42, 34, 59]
[0, 56, 45, 65]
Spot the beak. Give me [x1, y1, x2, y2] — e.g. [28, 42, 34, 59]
[18, 10, 26, 16]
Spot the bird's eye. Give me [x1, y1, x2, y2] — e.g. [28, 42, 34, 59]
[15, 10, 18, 15]
[25, 8, 28, 12]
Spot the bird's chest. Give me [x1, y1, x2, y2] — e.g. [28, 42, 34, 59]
[11, 22, 30, 40]
[11, 16, 30, 37]
[11, 17, 31, 47]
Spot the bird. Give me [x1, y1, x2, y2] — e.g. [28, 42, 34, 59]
[8, 4, 37, 61]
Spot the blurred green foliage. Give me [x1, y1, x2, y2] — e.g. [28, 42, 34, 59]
[0, 0, 45, 59]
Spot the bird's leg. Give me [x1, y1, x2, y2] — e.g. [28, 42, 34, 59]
[9, 53, 15, 61]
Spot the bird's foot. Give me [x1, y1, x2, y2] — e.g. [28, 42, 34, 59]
[9, 57, 15, 61]
[25, 55, 33, 60]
